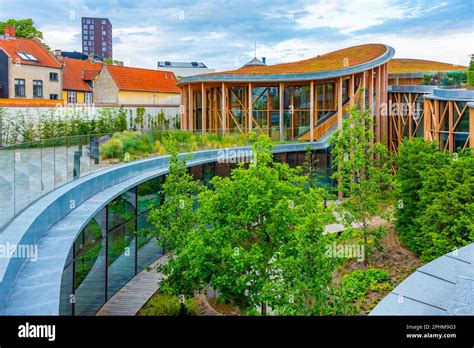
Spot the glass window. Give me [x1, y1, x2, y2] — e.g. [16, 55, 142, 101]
[293, 86, 310, 109]
[49, 72, 58, 81]
[14, 79, 25, 97]
[67, 91, 77, 104]
[102, 30, 106, 35]
[108, 189, 136, 231]
[137, 176, 164, 214]
[50, 94, 58, 100]
[107, 220, 136, 299]
[84, 92, 93, 104]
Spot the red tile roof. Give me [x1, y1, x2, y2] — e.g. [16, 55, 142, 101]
[0, 37, 62, 69]
[105, 65, 180, 93]
[62, 57, 103, 91]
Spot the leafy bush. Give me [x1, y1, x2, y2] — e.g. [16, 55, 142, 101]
[341, 268, 391, 304]
[139, 293, 200, 316]
[100, 137, 123, 159]
[395, 139, 474, 261]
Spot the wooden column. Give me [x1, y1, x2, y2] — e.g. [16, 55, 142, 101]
[221, 82, 226, 134]
[180, 87, 184, 130]
[248, 83, 253, 132]
[183, 86, 188, 130]
[349, 74, 355, 106]
[201, 83, 206, 134]
[368, 69, 374, 138]
[188, 84, 193, 131]
[469, 105, 474, 149]
[310, 81, 314, 142]
[449, 101, 454, 153]
[279, 82, 284, 141]
[360, 72, 366, 111]
[337, 77, 343, 130]
[375, 66, 381, 143]
[424, 98, 430, 140]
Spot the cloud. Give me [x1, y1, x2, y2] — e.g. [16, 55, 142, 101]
[0, 0, 471, 70]
[296, 0, 423, 33]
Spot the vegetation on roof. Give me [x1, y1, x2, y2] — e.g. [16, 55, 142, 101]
[388, 58, 467, 74]
[215, 44, 388, 75]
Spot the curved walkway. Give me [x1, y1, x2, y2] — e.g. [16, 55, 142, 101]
[370, 243, 474, 315]
[96, 255, 168, 316]
[0, 138, 332, 315]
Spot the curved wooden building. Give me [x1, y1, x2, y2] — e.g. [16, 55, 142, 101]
[178, 44, 395, 144]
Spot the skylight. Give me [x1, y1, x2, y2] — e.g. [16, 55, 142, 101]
[17, 52, 39, 62]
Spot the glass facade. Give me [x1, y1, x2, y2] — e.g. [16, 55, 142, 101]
[59, 152, 334, 315]
[60, 177, 165, 315]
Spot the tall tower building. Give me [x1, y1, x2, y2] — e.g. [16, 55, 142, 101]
[81, 17, 113, 59]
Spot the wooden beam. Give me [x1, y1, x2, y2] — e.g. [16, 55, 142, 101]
[201, 83, 206, 134]
[279, 82, 284, 141]
[221, 82, 226, 134]
[375, 66, 381, 143]
[248, 83, 253, 132]
[337, 77, 343, 130]
[188, 84, 192, 130]
[449, 101, 454, 153]
[349, 74, 355, 106]
[469, 105, 474, 149]
[360, 72, 366, 112]
[309, 81, 314, 142]
[179, 87, 184, 130]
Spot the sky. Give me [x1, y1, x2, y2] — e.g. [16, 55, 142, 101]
[0, 0, 473, 71]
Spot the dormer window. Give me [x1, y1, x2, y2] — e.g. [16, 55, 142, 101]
[17, 52, 38, 62]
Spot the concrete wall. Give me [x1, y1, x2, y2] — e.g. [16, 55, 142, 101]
[8, 59, 62, 99]
[92, 67, 119, 104]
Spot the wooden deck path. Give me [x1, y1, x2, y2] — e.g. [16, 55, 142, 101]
[96, 255, 168, 316]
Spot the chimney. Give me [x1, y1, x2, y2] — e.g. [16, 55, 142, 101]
[262, 57, 266, 64]
[53, 49, 62, 59]
[87, 54, 94, 62]
[3, 26, 16, 38]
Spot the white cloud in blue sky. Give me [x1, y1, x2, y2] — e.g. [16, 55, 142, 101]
[0, 0, 472, 70]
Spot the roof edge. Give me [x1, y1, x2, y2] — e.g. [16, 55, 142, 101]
[178, 44, 395, 85]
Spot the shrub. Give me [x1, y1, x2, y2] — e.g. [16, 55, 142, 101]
[139, 293, 200, 316]
[341, 268, 391, 304]
[395, 138, 449, 254]
[395, 138, 474, 261]
[154, 140, 167, 155]
[100, 137, 123, 159]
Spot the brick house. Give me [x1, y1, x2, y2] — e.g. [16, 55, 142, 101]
[0, 27, 63, 100]
[93, 65, 180, 106]
[61, 56, 103, 104]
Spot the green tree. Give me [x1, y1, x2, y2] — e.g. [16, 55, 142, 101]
[0, 18, 43, 39]
[417, 152, 474, 261]
[150, 136, 341, 315]
[330, 105, 393, 265]
[395, 138, 449, 254]
[467, 54, 474, 86]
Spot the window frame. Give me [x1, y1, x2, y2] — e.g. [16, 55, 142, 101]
[14, 79, 26, 97]
[33, 80, 43, 98]
[67, 91, 77, 104]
